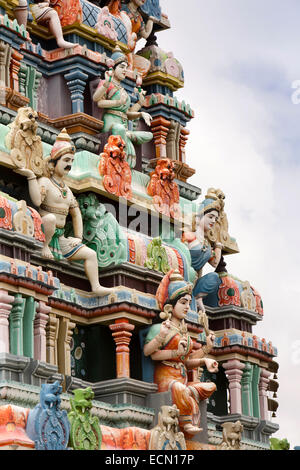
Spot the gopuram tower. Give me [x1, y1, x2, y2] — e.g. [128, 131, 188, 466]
[0, 0, 279, 451]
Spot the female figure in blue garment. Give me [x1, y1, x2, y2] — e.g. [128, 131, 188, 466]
[182, 194, 223, 313]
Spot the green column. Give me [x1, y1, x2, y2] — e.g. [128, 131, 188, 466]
[241, 362, 254, 416]
[23, 297, 37, 358]
[9, 294, 25, 355]
[252, 364, 261, 418]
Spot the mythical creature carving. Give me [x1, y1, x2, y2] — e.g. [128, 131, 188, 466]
[220, 420, 244, 450]
[76, 192, 127, 267]
[99, 135, 133, 199]
[149, 405, 186, 450]
[240, 280, 256, 311]
[144, 237, 170, 274]
[68, 387, 102, 451]
[147, 158, 181, 219]
[26, 381, 70, 450]
[5, 107, 44, 177]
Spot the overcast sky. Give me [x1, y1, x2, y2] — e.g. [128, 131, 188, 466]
[152, 0, 300, 448]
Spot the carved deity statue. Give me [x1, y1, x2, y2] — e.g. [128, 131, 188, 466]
[93, 46, 153, 168]
[147, 158, 181, 219]
[14, 1, 78, 49]
[14, 126, 113, 296]
[182, 191, 224, 313]
[143, 269, 218, 437]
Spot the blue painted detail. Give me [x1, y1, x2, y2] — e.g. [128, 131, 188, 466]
[141, 0, 162, 20]
[139, 327, 154, 383]
[80, 0, 100, 28]
[26, 381, 70, 450]
[162, 440, 182, 450]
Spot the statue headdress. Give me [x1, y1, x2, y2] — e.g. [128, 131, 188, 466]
[156, 269, 193, 320]
[191, 188, 224, 231]
[43, 128, 75, 177]
[108, 45, 129, 68]
[50, 128, 75, 161]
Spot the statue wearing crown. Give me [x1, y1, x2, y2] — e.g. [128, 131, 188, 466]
[14, 127, 113, 297]
[143, 269, 219, 437]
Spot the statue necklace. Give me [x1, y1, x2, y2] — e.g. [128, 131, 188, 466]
[50, 177, 68, 198]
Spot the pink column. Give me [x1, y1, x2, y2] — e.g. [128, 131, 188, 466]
[223, 359, 245, 415]
[259, 368, 271, 421]
[0, 289, 15, 353]
[34, 301, 51, 362]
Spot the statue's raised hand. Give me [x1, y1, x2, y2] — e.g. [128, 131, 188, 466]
[204, 358, 219, 373]
[141, 112, 152, 127]
[14, 168, 36, 179]
[159, 319, 171, 338]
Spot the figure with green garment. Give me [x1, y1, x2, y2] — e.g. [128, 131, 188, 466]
[93, 46, 153, 168]
[13, 128, 113, 297]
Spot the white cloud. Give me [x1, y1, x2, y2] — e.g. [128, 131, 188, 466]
[157, 0, 300, 448]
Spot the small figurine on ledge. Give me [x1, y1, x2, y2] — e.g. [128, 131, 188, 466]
[143, 269, 218, 437]
[14, 1, 78, 49]
[93, 46, 153, 168]
[14, 128, 113, 297]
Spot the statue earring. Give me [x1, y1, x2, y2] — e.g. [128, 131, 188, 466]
[160, 304, 172, 321]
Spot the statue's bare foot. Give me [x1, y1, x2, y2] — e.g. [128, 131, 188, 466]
[57, 40, 78, 50]
[92, 285, 114, 297]
[42, 246, 54, 260]
[184, 424, 203, 435]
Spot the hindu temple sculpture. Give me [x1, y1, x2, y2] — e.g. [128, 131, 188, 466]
[99, 134, 133, 198]
[148, 404, 186, 451]
[76, 192, 127, 268]
[220, 421, 244, 450]
[13, 127, 113, 296]
[5, 106, 44, 177]
[14, 1, 77, 49]
[143, 269, 218, 436]
[26, 381, 70, 450]
[93, 46, 153, 168]
[147, 158, 181, 219]
[182, 191, 224, 313]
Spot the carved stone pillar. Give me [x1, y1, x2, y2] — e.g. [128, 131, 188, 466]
[259, 368, 271, 421]
[46, 314, 59, 366]
[10, 49, 23, 92]
[23, 297, 37, 359]
[9, 294, 25, 356]
[109, 319, 135, 378]
[0, 289, 15, 353]
[151, 117, 171, 159]
[64, 69, 88, 114]
[34, 301, 51, 362]
[179, 127, 189, 163]
[0, 41, 11, 88]
[57, 317, 76, 376]
[223, 359, 245, 415]
[241, 362, 254, 416]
